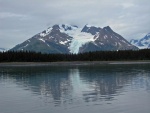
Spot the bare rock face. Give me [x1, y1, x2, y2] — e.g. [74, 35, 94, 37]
[11, 24, 138, 54]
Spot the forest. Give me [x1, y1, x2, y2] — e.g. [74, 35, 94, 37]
[0, 49, 150, 62]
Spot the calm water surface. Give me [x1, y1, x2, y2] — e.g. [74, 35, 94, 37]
[0, 64, 150, 113]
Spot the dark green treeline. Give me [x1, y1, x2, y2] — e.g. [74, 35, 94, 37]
[0, 49, 150, 62]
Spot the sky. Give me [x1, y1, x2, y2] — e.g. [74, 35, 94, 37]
[0, 0, 150, 48]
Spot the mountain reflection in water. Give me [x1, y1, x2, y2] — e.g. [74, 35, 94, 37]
[0, 64, 150, 113]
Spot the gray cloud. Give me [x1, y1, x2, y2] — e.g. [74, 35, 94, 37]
[0, 0, 150, 48]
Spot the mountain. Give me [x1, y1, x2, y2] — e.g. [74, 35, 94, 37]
[11, 24, 74, 53]
[11, 24, 138, 54]
[0, 48, 7, 52]
[130, 33, 150, 49]
[80, 26, 138, 52]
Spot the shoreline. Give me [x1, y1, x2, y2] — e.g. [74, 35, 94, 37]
[0, 61, 150, 67]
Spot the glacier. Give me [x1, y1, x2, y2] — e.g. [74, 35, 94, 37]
[59, 24, 95, 53]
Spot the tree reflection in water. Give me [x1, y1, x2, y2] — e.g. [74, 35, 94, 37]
[0, 64, 150, 107]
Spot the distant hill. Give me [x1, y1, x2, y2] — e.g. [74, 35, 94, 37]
[0, 48, 7, 52]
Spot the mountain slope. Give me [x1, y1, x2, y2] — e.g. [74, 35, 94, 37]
[130, 33, 150, 49]
[11, 24, 73, 53]
[11, 24, 138, 53]
[80, 26, 138, 52]
[0, 48, 7, 52]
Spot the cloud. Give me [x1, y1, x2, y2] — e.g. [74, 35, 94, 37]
[0, 0, 150, 48]
[0, 12, 26, 19]
[119, 3, 136, 9]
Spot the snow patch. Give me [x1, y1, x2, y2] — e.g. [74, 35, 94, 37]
[94, 33, 99, 41]
[39, 38, 45, 43]
[59, 41, 68, 45]
[113, 34, 119, 39]
[46, 27, 52, 34]
[49, 36, 54, 39]
[115, 36, 119, 39]
[99, 42, 104, 45]
[104, 35, 107, 39]
[47, 44, 50, 47]
[121, 40, 126, 43]
[24, 44, 28, 48]
[115, 42, 117, 46]
[118, 42, 121, 46]
[67, 39, 71, 41]
[40, 27, 52, 37]
[40, 33, 45, 37]
[93, 42, 98, 46]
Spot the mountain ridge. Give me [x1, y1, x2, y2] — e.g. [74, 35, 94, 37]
[0, 48, 7, 52]
[11, 24, 138, 53]
[130, 33, 150, 49]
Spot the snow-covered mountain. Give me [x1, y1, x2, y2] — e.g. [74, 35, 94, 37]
[11, 24, 138, 54]
[80, 26, 138, 52]
[130, 33, 150, 49]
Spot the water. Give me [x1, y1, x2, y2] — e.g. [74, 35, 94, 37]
[0, 64, 150, 113]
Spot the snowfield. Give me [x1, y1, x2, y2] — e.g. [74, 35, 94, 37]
[59, 24, 95, 53]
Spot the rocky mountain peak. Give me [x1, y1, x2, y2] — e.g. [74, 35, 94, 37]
[52, 24, 60, 30]
[58, 24, 78, 32]
[81, 24, 101, 35]
[103, 26, 113, 32]
[60, 24, 78, 31]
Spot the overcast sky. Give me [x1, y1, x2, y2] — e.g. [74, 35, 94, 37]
[0, 0, 150, 48]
